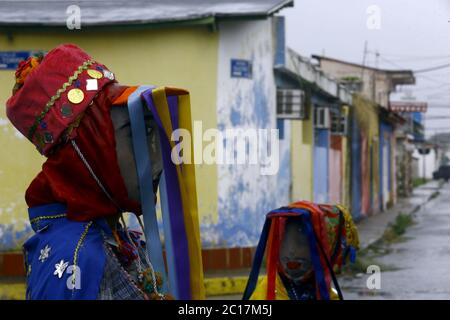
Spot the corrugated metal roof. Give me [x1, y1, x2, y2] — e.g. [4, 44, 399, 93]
[0, 0, 294, 26]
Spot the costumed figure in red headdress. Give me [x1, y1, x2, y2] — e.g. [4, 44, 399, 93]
[6, 44, 204, 300]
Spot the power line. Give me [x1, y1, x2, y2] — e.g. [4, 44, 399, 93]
[367, 51, 450, 59]
[380, 55, 450, 78]
[381, 56, 450, 62]
[416, 74, 450, 85]
[425, 127, 450, 131]
[380, 55, 450, 74]
[424, 115, 450, 120]
[414, 62, 450, 73]
[379, 56, 406, 69]
[408, 83, 450, 92]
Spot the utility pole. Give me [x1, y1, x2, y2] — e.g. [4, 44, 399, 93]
[375, 50, 380, 68]
[372, 51, 379, 102]
[361, 41, 368, 94]
[361, 41, 368, 68]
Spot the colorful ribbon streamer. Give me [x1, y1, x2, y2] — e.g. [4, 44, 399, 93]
[128, 86, 205, 300]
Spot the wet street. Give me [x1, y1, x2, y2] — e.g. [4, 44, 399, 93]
[340, 182, 450, 299]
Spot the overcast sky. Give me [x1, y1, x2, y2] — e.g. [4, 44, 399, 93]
[283, 0, 450, 136]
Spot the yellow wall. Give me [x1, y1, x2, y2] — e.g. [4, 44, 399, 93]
[290, 114, 313, 202]
[0, 27, 219, 249]
[352, 94, 380, 213]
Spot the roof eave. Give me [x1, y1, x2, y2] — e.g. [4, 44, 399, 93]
[268, 0, 294, 15]
[0, 0, 295, 30]
[313, 54, 416, 77]
[0, 16, 217, 32]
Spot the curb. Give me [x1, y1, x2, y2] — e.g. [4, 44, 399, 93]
[0, 282, 25, 300]
[204, 276, 264, 297]
[0, 275, 258, 299]
[362, 181, 443, 251]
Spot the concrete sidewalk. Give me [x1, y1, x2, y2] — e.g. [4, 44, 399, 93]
[356, 180, 443, 250]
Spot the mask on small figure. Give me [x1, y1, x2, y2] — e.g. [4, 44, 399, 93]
[279, 218, 313, 284]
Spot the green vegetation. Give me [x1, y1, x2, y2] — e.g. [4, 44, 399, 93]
[381, 213, 415, 243]
[340, 213, 415, 276]
[340, 76, 361, 82]
[429, 192, 440, 201]
[412, 178, 428, 188]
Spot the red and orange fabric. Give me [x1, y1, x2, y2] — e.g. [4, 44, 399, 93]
[244, 200, 359, 300]
[7, 44, 141, 221]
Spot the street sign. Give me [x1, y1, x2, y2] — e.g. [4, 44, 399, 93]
[230, 59, 252, 79]
[390, 101, 428, 113]
[0, 51, 35, 70]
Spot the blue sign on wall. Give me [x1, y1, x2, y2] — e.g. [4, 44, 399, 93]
[0, 51, 35, 70]
[231, 59, 252, 79]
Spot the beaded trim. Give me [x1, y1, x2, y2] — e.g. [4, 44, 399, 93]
[70, 221, 93, 294]
[30, 213, 67, 224]
[27, 59, 96, 141]
[73, 221, 93, 268]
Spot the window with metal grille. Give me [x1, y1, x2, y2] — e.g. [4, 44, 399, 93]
[330, 112, 348, 135]
[313, 106, 330, 129]
[276, 89, 306, 119]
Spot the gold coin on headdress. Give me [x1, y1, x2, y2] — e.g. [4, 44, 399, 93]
[87, 69, 103, 79]
[67, 88, 84, 104]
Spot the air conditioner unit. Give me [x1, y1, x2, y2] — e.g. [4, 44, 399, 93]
[276, 89, 306, 119]
[314, 106, 330, 129]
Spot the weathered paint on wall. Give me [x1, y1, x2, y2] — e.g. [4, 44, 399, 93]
[341, 106, 351, 208]
[361, 133, 370, 215]
[0, 114, 40, 250]
[291, 116, 314, 202]
[391, 133, 397, 204]
[351, 94, 380, 217]
[0, 26, 219, 250]
[313, 128, 329, 203]
[351, 113, 362, 220]
[202, 18, 290, 248]
[380, 122, 393, 210]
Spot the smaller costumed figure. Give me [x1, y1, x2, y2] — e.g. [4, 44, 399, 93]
[243, 201, 359, 300]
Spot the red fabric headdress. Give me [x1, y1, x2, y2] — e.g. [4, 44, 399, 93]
[7, 44, 115, 156]
[6, 44, 141, 221]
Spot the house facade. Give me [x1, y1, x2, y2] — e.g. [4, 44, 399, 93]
[313, 55, 415, 218]
[0, 0, 297, 252]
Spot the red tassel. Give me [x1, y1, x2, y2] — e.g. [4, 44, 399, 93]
[266, 218, 283, 300]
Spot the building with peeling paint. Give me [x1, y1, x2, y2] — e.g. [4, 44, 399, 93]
[0, 1, 416, 274]
[0, 0, 296, 253]
[277, 49, 354, 210]
[314, 56, 415, 218]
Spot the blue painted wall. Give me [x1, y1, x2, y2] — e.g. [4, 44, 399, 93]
[202, 19, 291, 248]
[379, 121, 393, 210]
[351, 113, 362, 220]
[313, 128, 329, 203]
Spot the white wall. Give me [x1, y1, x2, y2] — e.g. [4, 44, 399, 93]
[199, 18, 291, 248]
[413, 148, 438, 179]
